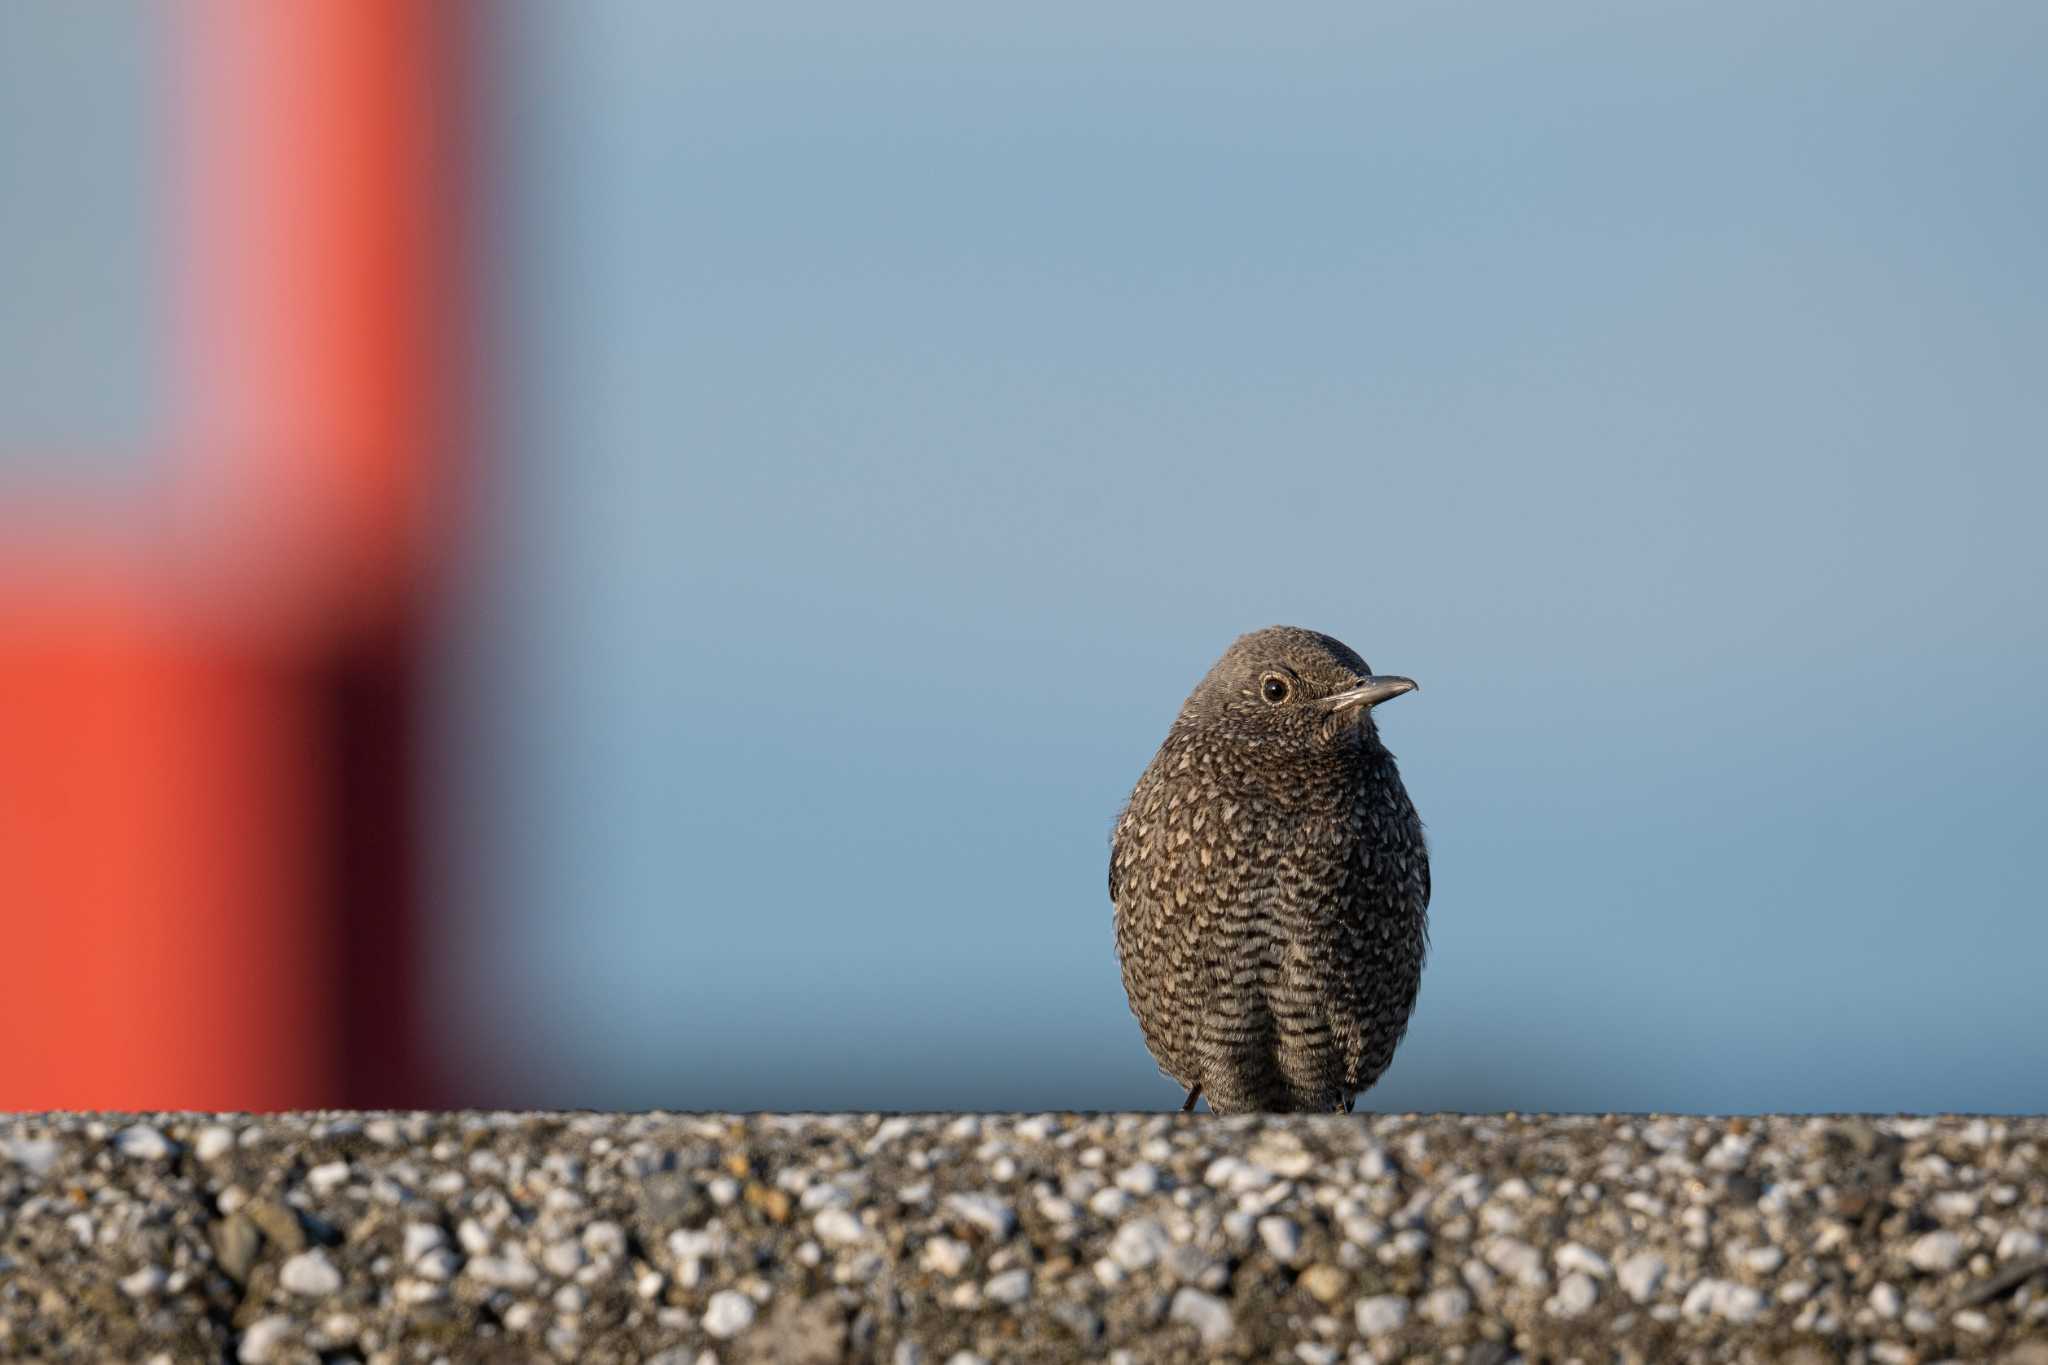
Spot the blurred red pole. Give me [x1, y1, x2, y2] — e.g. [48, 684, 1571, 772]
[0, 1, 463, 1109]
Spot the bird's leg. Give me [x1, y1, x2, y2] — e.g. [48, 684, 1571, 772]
[1181, 1086, 1202, 1113]
[1341, 1093, 1356, 1114]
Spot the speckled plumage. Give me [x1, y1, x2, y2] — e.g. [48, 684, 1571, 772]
[1111, 626, 1430, 1115]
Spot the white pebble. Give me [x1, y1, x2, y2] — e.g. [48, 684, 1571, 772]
[1420, 1286, 1470, 1325]
[1744, 1245, 1785, 1275]
[280, 1251, 342, 1297]
[1295, 1346, 1340, 1365]
[1257, 1216, 1303, 1264]
[1954, 1307, 1992, 1333]
[984, 1269, 1031, 1305]
[542, 1240, 586, 1277]
[1117, 1162, 1161, 1195]
[893, 1345, 926, 1365]
[1555, 1242, 1611, 1279]
[1869, 1281, 1901, 1318]
[306, 1161, 350, 1196]
[944, 1193, 1016, 1240]
[1379, 1228, 1429, 1264]
[195, 1126, 236, 1163]
[922, 1237, 972, 1275]
[814, 1208, 867, 1245]
[1355, 1294, 1410, 1336]
[1110, 1219, 1172, 1271]
[668, 1227, 725, 1262]
[1908, 1229, 1965, 1273]
[1359, 1293, 1409, 1334]
[1203, 1155, 1274, 1193]
[1618, 1252, 1668, 1303]
[1089, 1188, 1131, 1218]
[1547, 1272, 1598, 1318]
[120, 1265, 168, 1298]
[1170, 1287, 1235, 1346]
[237, 1316, 293, 1364]
[403, 1223, 447, 1263]
[416, 1248, 460, 1281]
[1999, 1227, 2046, 1261]
[114, 1125, 176, 1161]
[1484, 1237, 1548, 1289]
[1246, 1137, 1316, 1179]
[468, 1252, 538, 1289]
[1682, 1278, 1764, 1323]
[702, 1289, 756, 1338]
[637, 1269, 666, 1299]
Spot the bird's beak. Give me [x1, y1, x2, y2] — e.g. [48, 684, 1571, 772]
[1323, 675, 1418, 713]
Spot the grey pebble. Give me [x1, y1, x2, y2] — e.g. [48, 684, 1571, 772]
[211, 1214, 262, 1283]
[1050, 1299, 1103, 1341]
[984, 1268, 1031, 1305]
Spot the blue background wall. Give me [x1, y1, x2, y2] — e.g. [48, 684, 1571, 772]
[448, 1, 2047, 1112]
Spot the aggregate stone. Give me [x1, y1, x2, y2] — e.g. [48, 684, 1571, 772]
[1, 1111, 2043, 1362]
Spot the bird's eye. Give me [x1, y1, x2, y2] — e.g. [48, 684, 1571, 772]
[1261, 674, 1291, 705]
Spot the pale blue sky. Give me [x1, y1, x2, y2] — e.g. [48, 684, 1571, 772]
[443, 0, 2047, 1112]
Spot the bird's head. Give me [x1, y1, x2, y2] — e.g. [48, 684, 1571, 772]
[1180, 625, 1417, 748]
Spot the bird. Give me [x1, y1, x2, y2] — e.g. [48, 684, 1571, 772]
[1110, 626, 1428, 1115]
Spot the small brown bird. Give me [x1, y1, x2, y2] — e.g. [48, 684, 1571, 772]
[1110, 626, 1428, 1114]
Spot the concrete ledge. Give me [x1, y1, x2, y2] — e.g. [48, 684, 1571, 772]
[3, 1112, 2046, 1363]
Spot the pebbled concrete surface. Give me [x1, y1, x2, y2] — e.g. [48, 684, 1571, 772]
[2, 1112, 2046, 1363]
